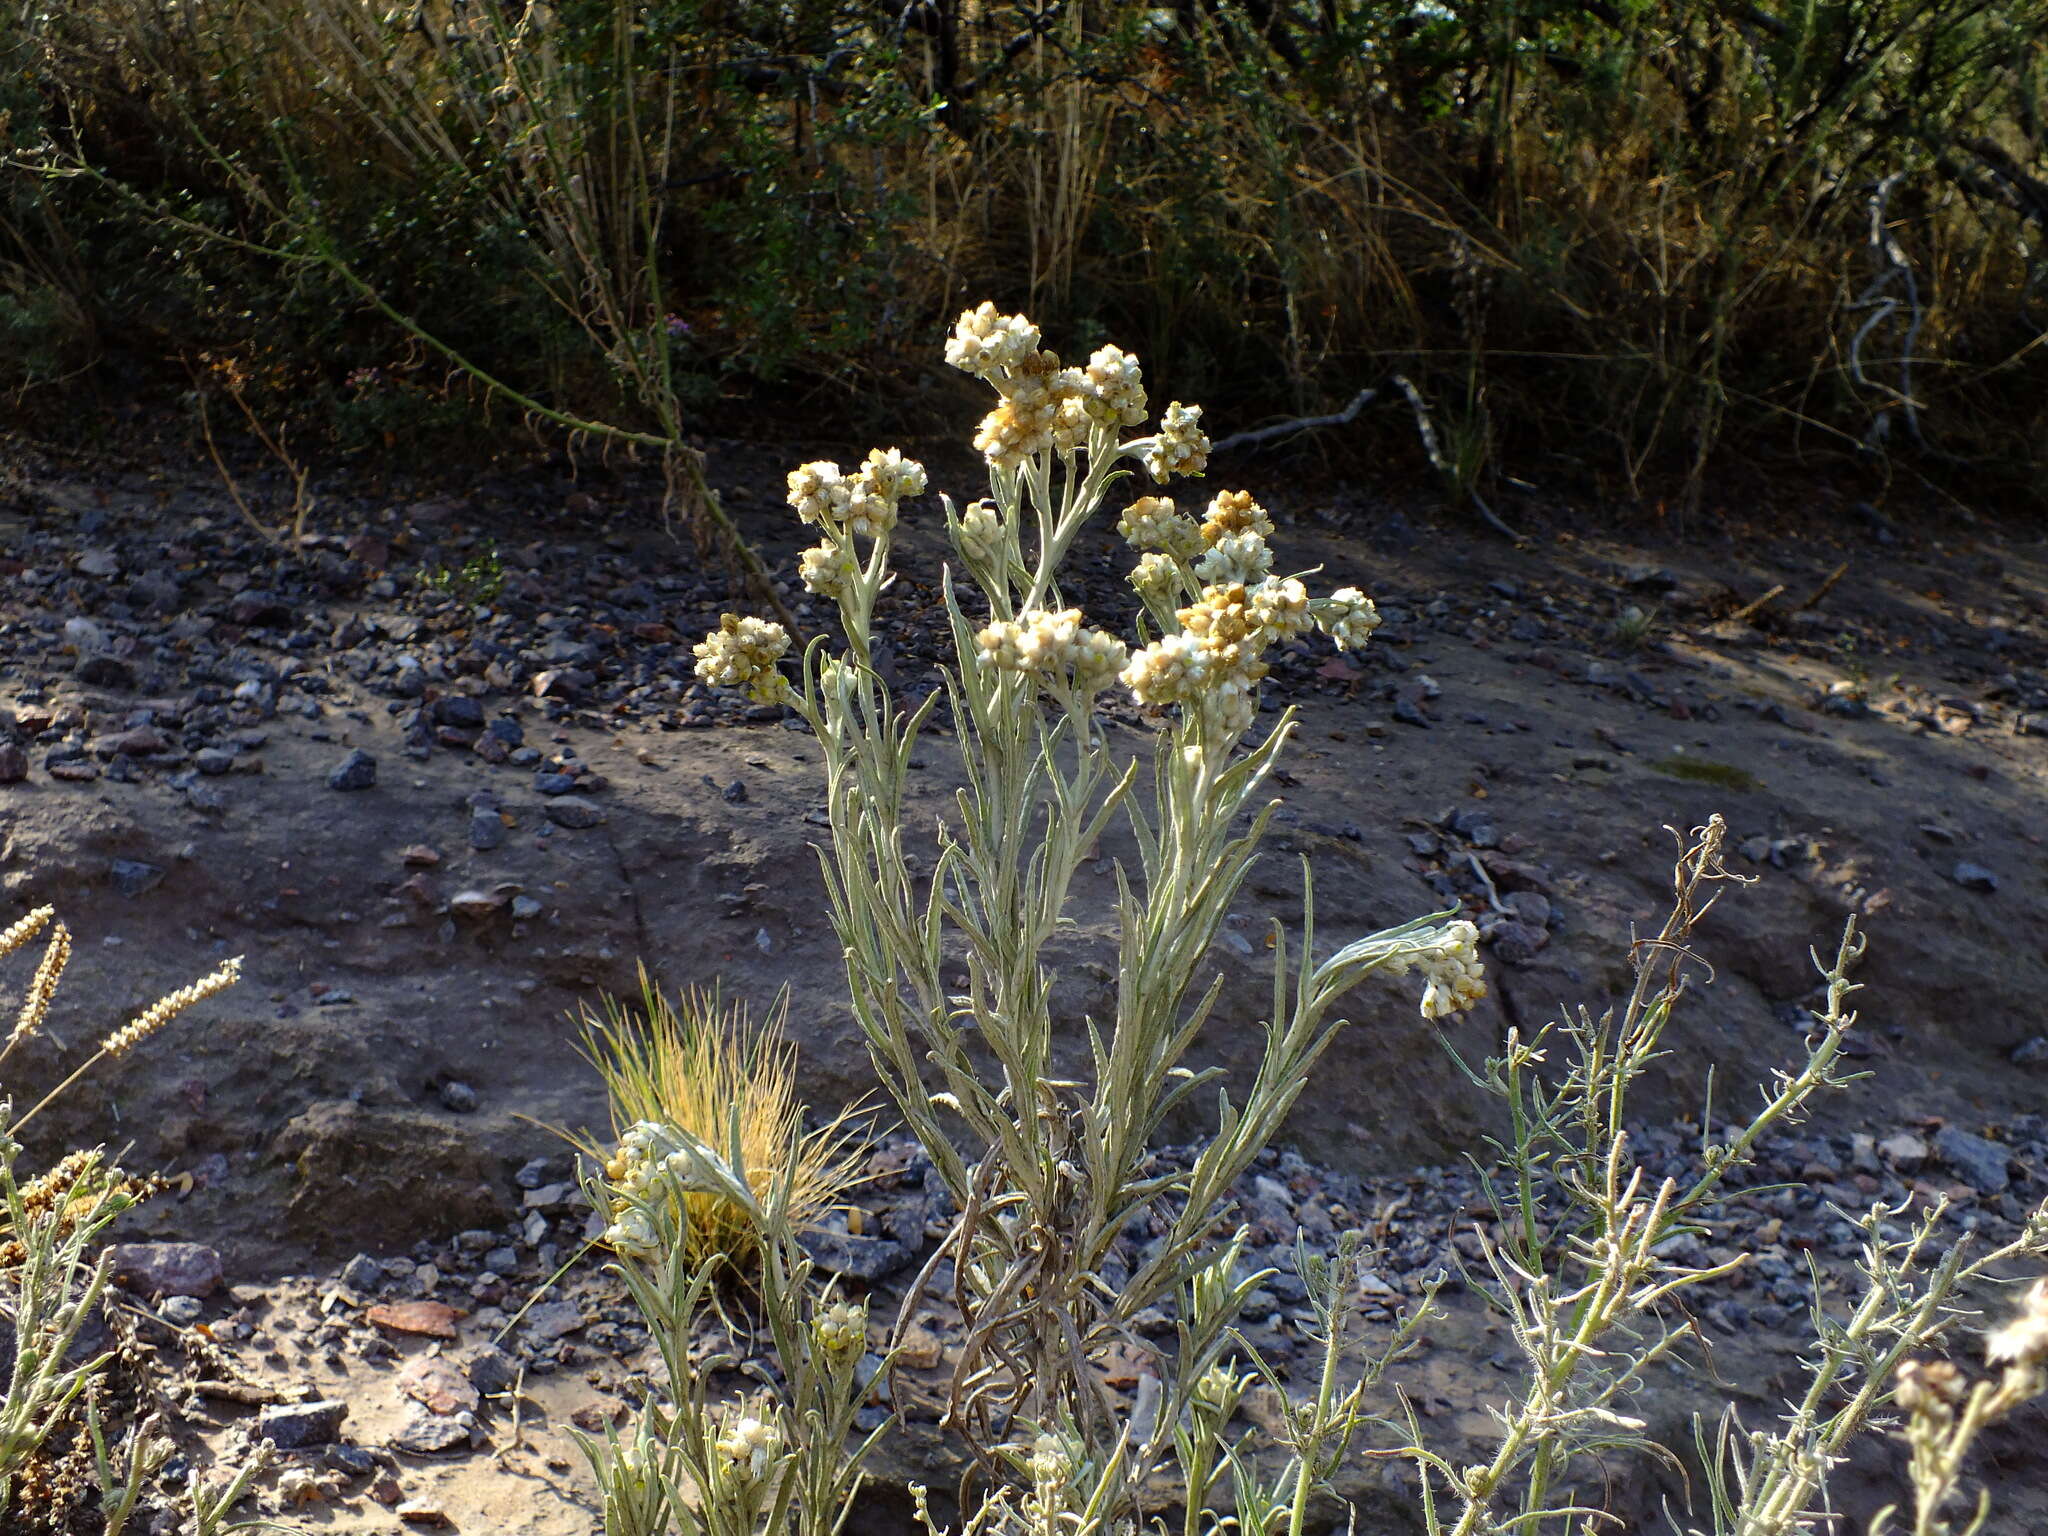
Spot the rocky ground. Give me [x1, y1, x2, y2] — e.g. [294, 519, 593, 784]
[3, 418, 2048, 1532]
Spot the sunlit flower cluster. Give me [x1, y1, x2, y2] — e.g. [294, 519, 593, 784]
[1121, 632, 1211, 708]
[1381, 921, 1488, 1019]
[1129, 552, 1183, 604]
[713, 1411, 785, 1486]
[692, 613, 791, 703]
[946, 308, 1161, 471]
[978, 608, 1129, 696]
[1250, 575, 1313, 639]
[1199, 489, 1273, 545]
[788, 449, 926, 539]
[1082, 343, 1147, 426]
[1117, 495, 1203, 559]
[798, 541, 858, 599]
[600, 1122, 681, 1255]
[1987, 1279, 2048, 1370]
[944, 301, 1041, 378]
[967, 349, 1090, 470]
[1316, 587, 1382, 651]
[1140, 401, 1210, 482]
[1194, 530, 1274, 587]
[786, 460, 850, 526]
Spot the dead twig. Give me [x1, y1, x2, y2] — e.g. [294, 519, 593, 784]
[1728, 583, 1787, 624]
[1209, 387, 1377, 454]
[190, 360, 316, 548]
[1794, 562, 1849, 613]
[1392, 373, 1524, 542]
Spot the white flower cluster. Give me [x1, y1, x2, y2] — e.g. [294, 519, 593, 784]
[798, 541, 858, 599]
[978, 607, 1129, 696]
[1194, 530, 1274, 587]
[1122, 631, 1213, 708]
[946, 305, 1159, 471]
[1140, 401, 1210, 482]
[692, 613, 792, 703]
[1316, 587, 1381, 651]
[1381, 921, 1488, 1019]
[1123, 588, 1269, 734]
[786, 447, 927, 539]
[956, 499, 1004, 565]
[1082, 343, 1148, 426]
[713, 1411, 785, 1487]
[1118, 490, 1361, 734]
[600, 1121, 682, 1256]
[1129, 552, 1183, 604]
[1026, 1433, 1073, 1488]
[1988, 1278, 2048, 1369]
[1250, 575, 1313, 639]
[1117, 495, 1203, 559]
[1199, 489, 1274, 545]
[944, 301, 1042, 377]
[813, 1300, 867, 1362]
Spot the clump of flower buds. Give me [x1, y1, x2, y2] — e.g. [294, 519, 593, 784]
[692, 614, 792, 705]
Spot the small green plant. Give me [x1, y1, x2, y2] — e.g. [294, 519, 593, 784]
[1651, 754, 1762, 792]
[579, 1117, 884, 1536]
[1611, 602, 1657, 650]
[418, 544, 507, 606]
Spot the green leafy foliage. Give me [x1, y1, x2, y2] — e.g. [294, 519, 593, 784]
[5, 0, 2043, 488]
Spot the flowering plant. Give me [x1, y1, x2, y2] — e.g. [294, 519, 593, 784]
[695, 306, 1486, 1522]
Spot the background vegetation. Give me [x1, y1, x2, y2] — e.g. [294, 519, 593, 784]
[4, 0, 2045, 503]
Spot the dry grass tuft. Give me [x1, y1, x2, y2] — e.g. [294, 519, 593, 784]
[576, 968, 869, 1269]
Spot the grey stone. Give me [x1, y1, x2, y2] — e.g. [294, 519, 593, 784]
[2012, 1037, 2048, 1068]
[0, 742, 26, 783]
[434, 696, 485, 729]
[514, 1157, 554, 1190]
[458, 1344, 519, 1397]
[106, 1242, 222, 1297]
[341, 1253, 384, 1291]
[438, 1080, 479, 1114]
[1487, 920, 1549, 964]
[328, 748, 378, 791]
[388, 1403, 473, 1455]
[1952, 861, 2000, 893]
[798, 1227, 914, 1281]
[271, 1099, 509, 1251]
[520, 1299, 586, 1342]
[258, 1399, 348, 1449]
[1877, 1132, 1928, 1172]
[109, 859, 164, 898]
[194, 747, 236, 776]
[76, 653, 137, 689]
[467, 809, 505, 850]
[532, 772, 578, 796]
[544, 796, 604, 829]
[1935, 1126, 2010, 1193]
[159, 1295, 205, 1327]
[323, 1444, 378, 1477]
